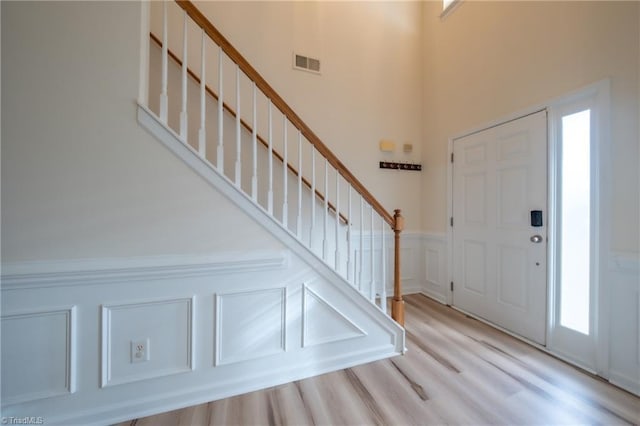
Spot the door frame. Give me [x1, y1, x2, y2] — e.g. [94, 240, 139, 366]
[446, 79, 611, 376]
[546, 80, 611, 375]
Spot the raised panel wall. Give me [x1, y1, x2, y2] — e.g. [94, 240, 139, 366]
[1, 250, 403, 424]
[101, 297, 195, 387]
[1, 307, 76, 405]
[215, 288, 286, 365]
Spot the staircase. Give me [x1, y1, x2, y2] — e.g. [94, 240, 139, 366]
[143, 0, 406, 325]
[0, 2, 406, 424]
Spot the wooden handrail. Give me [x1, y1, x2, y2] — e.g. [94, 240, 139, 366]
[149, 32, 348, 225]
[175, 1, 394, 228]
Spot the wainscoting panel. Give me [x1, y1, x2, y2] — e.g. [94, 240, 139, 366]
[608, 251, 640, 395]
[101, 297, 195, 387]
[1, 306, 76, 405]
[421, 233, 448, 303]
[1, 250, 403, 425]
[330, 232, 449, 299]
[215, 288, 286, 366]
[302, 285, 366, 347]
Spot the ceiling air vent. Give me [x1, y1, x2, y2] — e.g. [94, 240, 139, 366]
[293, 53, 321, 74]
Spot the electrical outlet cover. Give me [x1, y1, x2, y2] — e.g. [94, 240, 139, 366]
[131, 338, 150, 363]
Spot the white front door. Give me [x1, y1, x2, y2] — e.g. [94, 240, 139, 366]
[452, 110, 547, 345]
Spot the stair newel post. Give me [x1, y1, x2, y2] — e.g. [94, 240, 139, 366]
[392, 209, 405, 326]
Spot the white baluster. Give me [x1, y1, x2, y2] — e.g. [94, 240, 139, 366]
[235, 65, 241, 186]
[267, 100, 273, 214]
[309, 147, 316, 247]
[198, 30, 206, 157]
[251, 83, 257, 201]
[217, 46, 224, 172]
[359, 196, 364, 292]
[347, 185, 353, 284]
[179, 9, 188, 140]
[381, 215, 387, 314]
[296, 131, 303, 239]
[282, 116, 288, 228]
[370, 205, 375, 302]
[159, 1, 168, 124]
[335, 169, 340, 271]
[323, 159, 329, 261]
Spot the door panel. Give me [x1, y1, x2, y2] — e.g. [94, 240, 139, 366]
[497, 245, 527, 309]
[453, 110, 547, 345]
[464, 240, 487, 295]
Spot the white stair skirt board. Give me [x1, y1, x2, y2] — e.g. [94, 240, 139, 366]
[0, 107, 403, 426]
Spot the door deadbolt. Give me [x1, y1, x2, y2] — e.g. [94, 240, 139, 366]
[530, 235, 543, 243]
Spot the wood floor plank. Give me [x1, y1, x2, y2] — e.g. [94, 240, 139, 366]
[118, 294, 640, 426]
[351, 359, 443, 425]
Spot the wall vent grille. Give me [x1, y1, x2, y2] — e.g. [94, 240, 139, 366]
[293, 53, 321, 74]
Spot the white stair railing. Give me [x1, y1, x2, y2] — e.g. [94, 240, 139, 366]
[146, 0, 405, 324]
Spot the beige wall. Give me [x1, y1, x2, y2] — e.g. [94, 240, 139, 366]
[193, 1, 424, 231]
[421, 0, 639, 253]
[1, 1, 282, 262]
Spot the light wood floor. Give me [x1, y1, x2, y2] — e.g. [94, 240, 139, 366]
[118, 294, 639, 425]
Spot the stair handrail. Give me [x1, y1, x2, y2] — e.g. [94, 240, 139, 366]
[174, 0, 404, 324]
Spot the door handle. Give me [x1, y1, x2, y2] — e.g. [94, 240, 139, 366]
[530, 235, 543, 243]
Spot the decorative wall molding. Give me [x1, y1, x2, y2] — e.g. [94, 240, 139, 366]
[1, 306, 76, 405]
[302, 285, 366, 347]
[1, 251, 289, 290]
[215, 288, 287, 366]
[417, 233, 448, 303]
[606, 250, 640, 396]
[101, 297, 195, 387]
[351, 231, 450, 300]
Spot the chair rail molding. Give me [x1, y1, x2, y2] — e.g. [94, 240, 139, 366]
[1, 250, 289, 290]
